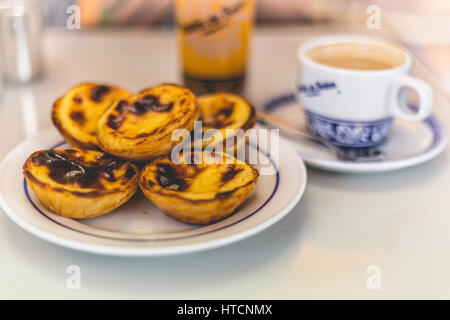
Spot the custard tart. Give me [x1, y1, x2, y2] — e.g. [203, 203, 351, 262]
[97, 83, 200, 161]
[139, 151, 259, 225]
[23, 149, 139, 219]
[52, 83, 131, 149]
[193, 93, 256, 151]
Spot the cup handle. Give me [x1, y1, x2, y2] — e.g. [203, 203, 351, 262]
[389, 75, 433, 122]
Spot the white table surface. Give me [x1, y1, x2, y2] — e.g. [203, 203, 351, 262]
[1, 25, 449, 299]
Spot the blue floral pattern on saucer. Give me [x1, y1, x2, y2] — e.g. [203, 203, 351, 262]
[305, 110, 393, 147]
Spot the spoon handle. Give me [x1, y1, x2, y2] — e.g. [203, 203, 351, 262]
[256, 110, 329, 147]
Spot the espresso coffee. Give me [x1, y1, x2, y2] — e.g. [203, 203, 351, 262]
[306, 42, 406, 71]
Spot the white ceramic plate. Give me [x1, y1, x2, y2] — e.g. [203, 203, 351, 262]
[0, 127, 307, 257]
[262, 93, 448, 173]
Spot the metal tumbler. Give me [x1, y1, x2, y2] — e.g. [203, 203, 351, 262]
[0, 0, 43, 83]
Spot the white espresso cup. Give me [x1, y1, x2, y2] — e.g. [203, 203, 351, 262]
[297, 34, 433, 148]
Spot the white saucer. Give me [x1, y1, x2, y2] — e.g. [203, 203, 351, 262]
[0, 127, 307, 257]
[262, 93, 448, 173]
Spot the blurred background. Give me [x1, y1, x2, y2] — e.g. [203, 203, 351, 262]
[43, 0, 450, 94]
[44, 0, 449, 28]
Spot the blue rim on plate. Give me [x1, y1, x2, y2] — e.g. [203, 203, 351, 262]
[24, 141, 280, 242]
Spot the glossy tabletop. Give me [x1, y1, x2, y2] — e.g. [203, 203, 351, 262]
[0, 25, 449, 299]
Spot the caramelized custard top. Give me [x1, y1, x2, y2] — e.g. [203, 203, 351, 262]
[31, 150, 135, 189]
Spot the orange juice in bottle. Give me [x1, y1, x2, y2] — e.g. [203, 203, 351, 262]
[175, 0, 255, 95]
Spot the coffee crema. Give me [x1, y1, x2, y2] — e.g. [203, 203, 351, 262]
[306, 42, 406, 71]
